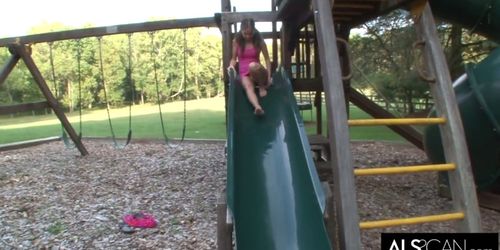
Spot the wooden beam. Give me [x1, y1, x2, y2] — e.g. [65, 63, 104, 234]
[312, 0, 362, 248]
[0, 101, 50, 115]
[292, 78, 323, 91]
[281, 21, 293, 73]
[10, 44, 88, 156]
[277, 0, 311, 20]
[334, 17, 354, 22]
[0, 53, 20, 86]
[0, 17, 217, 46]
[271, 0, 279, 72]
[333, 11, 364, 16]
[333, 3, 375, 9]
[305, 25, 312, 78]
[221, 0, 231, 12]
[217, 192, 233, 250]
[221, 0, 232, 126]
[0, 136, 61, 152]
[315, 91, 323, 134]
[415, 3, 481, 231]
[261, 32, 282, 39]
[221, 11, 278, 24]
[349, 0, 413, 27]
[347, 87, 424, 149]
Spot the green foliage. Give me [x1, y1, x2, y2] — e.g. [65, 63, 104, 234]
[351, 10, 431, 114]
[0, 24, 223, 110]
[350, 9, 496, 115]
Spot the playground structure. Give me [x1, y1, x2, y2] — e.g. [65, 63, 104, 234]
[219, 0, 498, 249]
[0, 0, 499, 249]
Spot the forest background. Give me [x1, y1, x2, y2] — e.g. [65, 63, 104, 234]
[0, 10, 498, 141]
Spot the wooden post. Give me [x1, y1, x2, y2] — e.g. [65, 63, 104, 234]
[11, 44, 88, 156]
[221, 0, 232, 124]
[281, 21, 292, 74]
[315, 91, 323, 135]
[0, 53, 20, 86]
[272, 0, 278, 72]
[305, 25, 311, 79]
[217, 192, 233, 250]
[414, 3, 481, 231]
[295, 38, 301, 78]
[338, 26, 351, 116]
[312, 24, 323, 135]
[322, 182, 339, 250]
[220, 1, 233, 248]
[311, 0, 362, 248]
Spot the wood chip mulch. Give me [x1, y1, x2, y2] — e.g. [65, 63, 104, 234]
[0, 140, 498, 249]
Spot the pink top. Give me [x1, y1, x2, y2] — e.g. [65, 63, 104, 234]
[238, 44, 260, 76]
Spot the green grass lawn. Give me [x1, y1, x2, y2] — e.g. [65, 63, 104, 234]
[0, 97, 408, 144]
[301, 105, 406, 142]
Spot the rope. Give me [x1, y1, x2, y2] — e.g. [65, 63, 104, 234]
[97, 36, 128, 148]
[181, 29, 188, 142]
[124, 34, 134, 145]
[149, 32, 170, 144]
[76, 39, 83, 139]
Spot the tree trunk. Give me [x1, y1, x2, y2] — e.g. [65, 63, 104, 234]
[68, 79, 74, 112]
[407, 90, 414, 114]
[195, 74, 200, 100]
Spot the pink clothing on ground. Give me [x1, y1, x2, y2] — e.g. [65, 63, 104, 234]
[238, 44, 260, 76]
[123, 212, 157, 228]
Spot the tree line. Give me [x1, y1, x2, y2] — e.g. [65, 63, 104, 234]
[0, 24, 223, 112]
[2, 13, 498, 117]
[349, 10, 497, 115]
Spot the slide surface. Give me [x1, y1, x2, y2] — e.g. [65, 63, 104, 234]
[225, 69, 331, 250]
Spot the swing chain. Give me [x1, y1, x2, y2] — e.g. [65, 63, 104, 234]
[150, 31, 170, 144]
[181, 29, 188, 142]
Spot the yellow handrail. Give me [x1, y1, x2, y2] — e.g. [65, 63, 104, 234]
[348, 117, 446, 126]
[360, 212, 464, 229]
[354, 163, 456, 176]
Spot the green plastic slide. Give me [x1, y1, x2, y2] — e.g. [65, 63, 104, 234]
[225, 68, 331, 250]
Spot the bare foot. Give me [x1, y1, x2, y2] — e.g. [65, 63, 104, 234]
[254, 107, 265, 116]
[259, 87, 267, 97]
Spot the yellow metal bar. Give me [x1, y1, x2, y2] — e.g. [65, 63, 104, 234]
[354, 163, 456, 176]
[348, 117, 446, 126]
[360, 212, 464, 229]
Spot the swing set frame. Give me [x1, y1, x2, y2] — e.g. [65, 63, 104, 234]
[0, 16, 224, 155]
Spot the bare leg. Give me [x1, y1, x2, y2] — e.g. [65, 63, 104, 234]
[249, 62, 270, 97]
[258, 87, 267, 98]
[241, 76, 264, 115]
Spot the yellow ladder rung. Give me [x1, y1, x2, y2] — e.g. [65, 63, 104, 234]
[348, 117, 446, 126]
[360, 212, 465, 229]
[354, 163, 456, 176]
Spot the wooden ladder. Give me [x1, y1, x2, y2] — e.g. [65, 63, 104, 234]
[311, 0, 482, 249]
